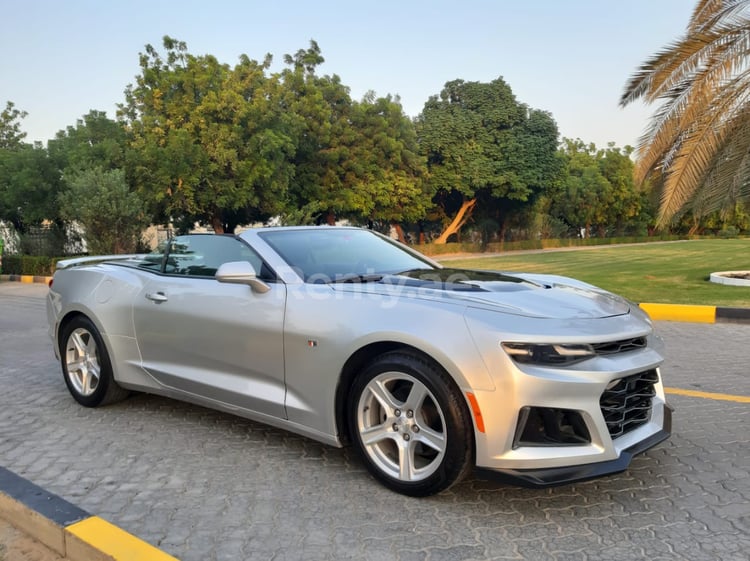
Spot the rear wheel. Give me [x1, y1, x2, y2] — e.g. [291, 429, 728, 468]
[59, 316, 129, 407]
[349, 351, 474, 496]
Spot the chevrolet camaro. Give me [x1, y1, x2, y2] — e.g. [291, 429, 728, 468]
[47, 226, 671, 496]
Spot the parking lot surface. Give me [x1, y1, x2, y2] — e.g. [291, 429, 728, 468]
[1, 282, 748, 561]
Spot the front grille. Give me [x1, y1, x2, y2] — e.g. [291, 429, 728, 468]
[600, 370, 658, 438]
[593, 336, 647, 356]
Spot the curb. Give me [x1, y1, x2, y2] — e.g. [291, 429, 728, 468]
[0, 466, 178, 561]
[0, 274, 53, 284]
[638, 302, 750, 324]
[1, 275, 749, 324]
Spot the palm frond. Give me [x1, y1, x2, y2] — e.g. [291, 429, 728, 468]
[622, 0, 750, 225]
[682, 105, 750, 216]
[633, 63, 721, 184]
[691, 0, 750, 32]
[657, 73, 750, 223]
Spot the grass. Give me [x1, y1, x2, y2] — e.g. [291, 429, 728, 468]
[437, 238, 750, 307]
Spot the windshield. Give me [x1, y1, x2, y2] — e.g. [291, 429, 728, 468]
[259, 228, 435, 282]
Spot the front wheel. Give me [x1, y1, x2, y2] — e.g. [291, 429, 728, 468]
[348, 351, 474, 496]
[59, 316, 129, 407]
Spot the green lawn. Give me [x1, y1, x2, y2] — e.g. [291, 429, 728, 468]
[437, 239, 750, 307]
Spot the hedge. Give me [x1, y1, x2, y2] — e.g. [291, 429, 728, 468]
[1, 255, 61, 276]
[417, 234, 685, 256]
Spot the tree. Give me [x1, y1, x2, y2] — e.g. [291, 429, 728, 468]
[46, 110, 130, 239]
[59, 168, 148, 254]
[0, 101, 28, 149]
[349, 93, 428, 228]
[552, 140, 612, 237]
[278, 43, 354, 224]
[416, 78, 560, 243]
[597, 144, 645, 235]
[552, 140, 645, 237]
[120, 36, 296, 233]
[621, 0, 750, 226]
[48, 111, 127, 174]
[0, 145, 61, 234]
[304, 92, 428, 228]
[279, 45, 428, 229]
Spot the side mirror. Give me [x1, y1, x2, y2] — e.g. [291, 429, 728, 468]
[215, 261, 271, 294]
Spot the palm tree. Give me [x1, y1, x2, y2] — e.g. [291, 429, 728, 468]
[621, 0, 750, 227]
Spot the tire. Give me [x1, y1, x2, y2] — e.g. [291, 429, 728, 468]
[59, 316, 129, 407]
[348, 351, 474, 496]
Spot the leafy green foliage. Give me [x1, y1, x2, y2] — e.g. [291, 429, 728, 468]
[0, 254, 58, 276]
[48, 111, 127, 174]
[58, 168, 148, 254]
[416, 78, 561, 241]
[120, 36, 296, 232]
[280, 48, 428, 225]
[0, 101, 59, 235]
[317, 93, 428, 224]
[550, 140, 646, 237]
[0, 144, 62, 233]
[0, 101, 28, 149]
[2, 109, 133, 251]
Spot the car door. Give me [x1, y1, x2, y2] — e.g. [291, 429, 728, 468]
[132, 234, 287, 419]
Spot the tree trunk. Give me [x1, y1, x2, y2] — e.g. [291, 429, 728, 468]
[211, 215, 225, 234]
[392, 223, 407, 244]
[434, 198, 476, 244]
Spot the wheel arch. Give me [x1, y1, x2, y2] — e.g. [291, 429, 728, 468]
[334, 341, 477, 456]
[57, 310, 92, 349]
[55, 309, 113, 366]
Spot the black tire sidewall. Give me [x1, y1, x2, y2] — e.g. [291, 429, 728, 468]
[349, 351, 474, 497]
[59, 317, 115, 407]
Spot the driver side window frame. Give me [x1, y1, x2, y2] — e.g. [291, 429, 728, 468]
[161, 234, 276, 280]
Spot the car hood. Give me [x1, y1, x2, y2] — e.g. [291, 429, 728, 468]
[331, 268, 630, 320]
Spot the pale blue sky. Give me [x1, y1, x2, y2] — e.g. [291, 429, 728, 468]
[3, 0, 693, 148]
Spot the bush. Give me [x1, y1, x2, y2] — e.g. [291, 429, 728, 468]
[718, 227, 739, 238]
[418, 234, 686, 256]
[418, 242, 482, 256]
[1, 255, 59, 276]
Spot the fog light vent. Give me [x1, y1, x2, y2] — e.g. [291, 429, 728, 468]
[512, 407, 591, 448]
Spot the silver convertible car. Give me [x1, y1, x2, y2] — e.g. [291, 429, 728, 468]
[47, 226, 671, 496]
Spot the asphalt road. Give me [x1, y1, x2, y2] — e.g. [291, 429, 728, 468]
[1, 282, 748, 561]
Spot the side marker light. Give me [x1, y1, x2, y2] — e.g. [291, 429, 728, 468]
[465, 392, 485, 433]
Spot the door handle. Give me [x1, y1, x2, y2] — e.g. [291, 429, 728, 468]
[145, 292, 168, 302]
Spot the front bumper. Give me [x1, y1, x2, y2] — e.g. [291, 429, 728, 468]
[475, 403, 672, 487]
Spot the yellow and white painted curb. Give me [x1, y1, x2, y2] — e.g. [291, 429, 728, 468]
[0, 466, 178, 561]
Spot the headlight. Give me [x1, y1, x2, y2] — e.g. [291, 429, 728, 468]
[501, 342, 596, 366]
